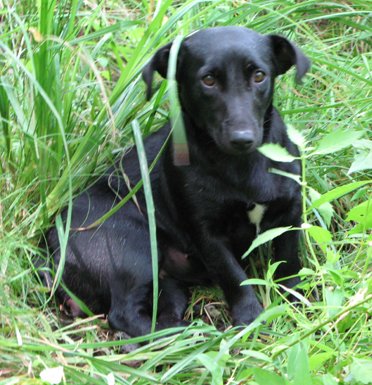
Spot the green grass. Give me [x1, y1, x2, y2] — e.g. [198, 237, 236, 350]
[1, 0, 372, 384]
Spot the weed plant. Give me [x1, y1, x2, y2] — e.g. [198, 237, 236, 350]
[1, 0, 372, 384]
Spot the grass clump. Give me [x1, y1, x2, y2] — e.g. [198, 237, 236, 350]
[1, 0, 372, 384]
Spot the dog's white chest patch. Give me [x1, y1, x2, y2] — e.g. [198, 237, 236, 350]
[248, 203, 267, 233]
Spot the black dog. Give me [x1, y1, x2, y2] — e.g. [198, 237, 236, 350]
[38, 27, 310, 338]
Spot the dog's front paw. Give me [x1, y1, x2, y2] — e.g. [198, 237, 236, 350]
[156, 312, 190, 331]
[231, 300, 264, 327]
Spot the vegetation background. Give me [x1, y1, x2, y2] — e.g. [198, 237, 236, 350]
[1, 0, 372, 384]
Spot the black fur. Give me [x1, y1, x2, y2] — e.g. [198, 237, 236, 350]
[38, 27, 310, 337]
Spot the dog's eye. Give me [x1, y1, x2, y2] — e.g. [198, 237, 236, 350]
[253, 71, 266, 83]
[202, 75, 215, 87]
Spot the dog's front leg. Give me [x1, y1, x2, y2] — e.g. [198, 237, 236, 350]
[273, 228, 302, 289]
[264, 199, 302, 290]
[194, 231, 263, 326]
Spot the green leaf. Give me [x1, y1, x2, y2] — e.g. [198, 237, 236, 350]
[347, 200, 372, 234]
[240, 350, 271, 362]
[269, 168, 301, 184]
[236, 369, 253, 383]
[217, 339, 231, 365]
[308, 187, 334, 227]
[241, 278, 273, 287]
[308, 353, 334, 371]
[307, 181, 370, 211]
[307, 225, 332, 252]
[132, 120, 159, 334]
[258, 143, 298, 162]
[61, 284, 94, 317]
[258, 304, 287, 324]
[287, 124, 306, 148]
[313, 129, 364, 155]
[325, 288, 344, 318]
[346, 201, 372, 223]
[288, 341, 312, 385]
[353, 139, 372, 151]
[348, 223, 372, 235]
[319, 374, 339, 385]
[298, 267, 316, 277]
[267, 261, 284, 281]
[348, 152, 372, 174]
[350, 358, 372, 384]
[253, 368, 290, 385]
[351, 187, 368, 201]
[328, 271, 344, 287]
[98, 57, 108, 67]
[196, 353, 223, 385]
[317, 203, 334, 228]
[322, 375, 338, 385]
[326, 250, 341, 265]
[242, 227, 292, 258]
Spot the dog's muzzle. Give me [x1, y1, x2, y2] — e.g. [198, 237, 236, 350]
[229, 130, 256, 152]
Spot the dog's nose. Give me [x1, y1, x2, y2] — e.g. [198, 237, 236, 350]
[229, 131, 255, 151]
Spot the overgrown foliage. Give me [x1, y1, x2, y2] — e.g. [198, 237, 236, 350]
[1, 0, 372, 384]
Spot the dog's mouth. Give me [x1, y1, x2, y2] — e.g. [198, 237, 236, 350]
[216, 140, 261, 155]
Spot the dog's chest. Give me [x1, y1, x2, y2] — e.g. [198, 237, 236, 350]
[198, 162, 286, 203]
[247, 203, 267, 231]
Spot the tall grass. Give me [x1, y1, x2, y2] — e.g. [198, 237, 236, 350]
[1, 0, 372, 383]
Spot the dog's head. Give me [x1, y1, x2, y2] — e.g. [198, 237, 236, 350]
[143, 27, 310, 155]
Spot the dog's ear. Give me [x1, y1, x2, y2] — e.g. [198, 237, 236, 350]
[142, 42, 173, 101]
[269, 35, 310, 84]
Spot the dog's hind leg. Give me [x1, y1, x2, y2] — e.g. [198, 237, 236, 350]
[108, 277, 189, 337]
[156, 277, 189, 329]
[108, 282, 154, 337]
[106, 236, 189, 337]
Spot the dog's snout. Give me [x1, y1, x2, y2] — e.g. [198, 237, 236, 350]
[229, 130, 255, 151]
